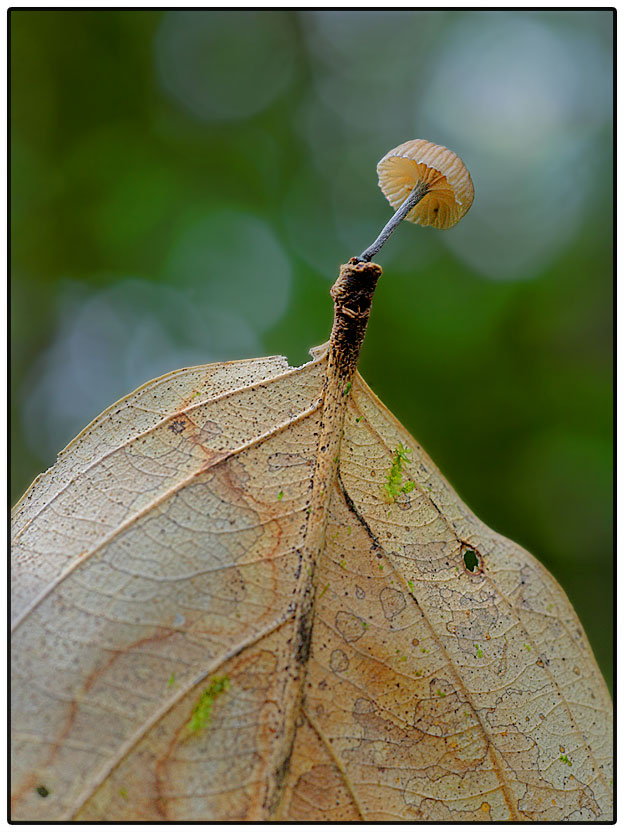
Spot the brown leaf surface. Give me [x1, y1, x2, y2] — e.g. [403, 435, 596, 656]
[11, 262, 612, 821]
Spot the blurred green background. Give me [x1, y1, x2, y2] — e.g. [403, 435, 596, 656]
[10, 10, 613, 688]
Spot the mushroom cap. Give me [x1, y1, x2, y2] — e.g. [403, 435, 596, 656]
[377, 139, 474, 229]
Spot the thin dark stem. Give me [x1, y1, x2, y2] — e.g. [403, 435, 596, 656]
[357, 180, 429, 262]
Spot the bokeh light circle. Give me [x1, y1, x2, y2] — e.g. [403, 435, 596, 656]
[166, 210, 292, 332]
[155, 11, 297, 122]
[416, 13, 612, 279]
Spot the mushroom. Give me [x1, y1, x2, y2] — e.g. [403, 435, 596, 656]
[357, 139, 474, 262]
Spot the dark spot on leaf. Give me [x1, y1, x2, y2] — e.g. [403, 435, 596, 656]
[36, 786, 49, 797]
[169, 419, 186, 434]
[295, 602, 314, 664]
[463, 548, 480, 573]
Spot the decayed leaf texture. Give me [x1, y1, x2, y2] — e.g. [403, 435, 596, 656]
[11, 261, 612, 821]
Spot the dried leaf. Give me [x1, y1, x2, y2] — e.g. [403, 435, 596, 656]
[11, 261, 612, 821]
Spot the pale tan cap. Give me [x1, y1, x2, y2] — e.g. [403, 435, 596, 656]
[377, 139, 474, 230]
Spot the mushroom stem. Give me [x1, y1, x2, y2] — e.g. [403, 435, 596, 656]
[357, 180, 429, 262]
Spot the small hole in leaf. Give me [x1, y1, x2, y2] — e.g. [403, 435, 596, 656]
[463, 549, 479, 573]
[36, 786, 49, 798]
